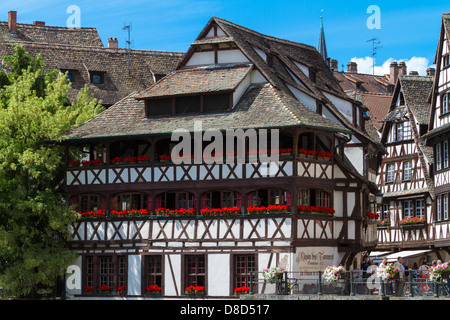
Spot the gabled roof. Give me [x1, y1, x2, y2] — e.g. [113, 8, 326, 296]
[62, 83, 350, 141]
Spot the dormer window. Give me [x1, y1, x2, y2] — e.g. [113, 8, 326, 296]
[309, 68, 317, 83]
[90, 71, 104, 84]
[145, 92, 232, 117]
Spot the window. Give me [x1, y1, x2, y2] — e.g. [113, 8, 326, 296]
[444, 141, 449, 168]
[203, 190, 240, 209]
[175, 95, 201, 114]
[71, 194, 104, 212]
[403, 200, 413, 218]
[297, 189, 330, 207]
[416, 200, 425, 218]
[444, 195, 448, 220]
[184, 255, 206, 288]
[84, 255, 127, 292]
[436, 143, 442, 171]
[403, 161, 412, 181]
[247, 188, 291, 208]
[437, 195, 441, 221]
[444, 55, 450, 68]
[144, 255, 163, 292]
[386, 164, 395, 183]
[157, 191, 195, 210]
[203, 93, 230, 112]
[396, 121, 412, 141]
[443, 94, 448, 114]
[233, 255, 256, 292]
[111, 193, 149, 211]
[146, 98, 173, 116]
[90, 72, 104, 84]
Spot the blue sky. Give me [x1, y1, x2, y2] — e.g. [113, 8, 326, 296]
[1, 0, 448, 75]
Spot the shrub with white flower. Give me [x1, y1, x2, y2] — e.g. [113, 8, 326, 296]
[322, 265, 346, 284]
[377, 262, 399, 283]
[262, 266, 285, 284]
[429, 263, 450, 283]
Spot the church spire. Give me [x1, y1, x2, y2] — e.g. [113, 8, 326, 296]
[318, 9, 328, 63]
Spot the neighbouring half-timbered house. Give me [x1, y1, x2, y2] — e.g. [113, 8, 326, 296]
[376, 75, 434, 251]
[422, 13, 450, 262]
[61, 17, 381, 299]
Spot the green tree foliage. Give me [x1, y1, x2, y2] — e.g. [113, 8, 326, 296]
[0, 45, 104, 298]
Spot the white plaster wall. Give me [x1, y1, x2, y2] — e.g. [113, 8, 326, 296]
[344, 146, 364, 175]
[218, 49, 249, 64]
[233, 73, 251, 107]
[208, 254, 230, 296]
[165, 254, 181, 296]
[128, 255, 141, 295]
[286, 84, 316, 111]
[186, 51, 215, 66]
[322, 91, 353, 124]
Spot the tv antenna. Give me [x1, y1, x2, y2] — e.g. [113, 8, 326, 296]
[367, 38, 382, 80]
[123, 23, 133, 74]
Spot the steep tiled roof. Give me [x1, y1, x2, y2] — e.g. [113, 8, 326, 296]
[334, 71, 394, 95]
[138, 64, 252, 98]
[0, 17, 185, 106]
[355, 92, 392, 131]
[398, 75, 433, 125]
[62, 83, 350, 141]
[0, 42, 184, 106]
[0, 22, 103, 47]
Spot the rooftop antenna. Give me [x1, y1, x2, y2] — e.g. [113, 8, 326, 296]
[123, 23, 132, 74]
[367, 38, 382, 81]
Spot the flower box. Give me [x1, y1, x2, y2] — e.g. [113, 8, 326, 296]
[99, 284, 112, 294]
[184, 285, 205, 297]
[262, 266, 285, 284]
[298, 205, 335, 217]
[145, 285, 162, 296]
[430, 263, 450, 283]
[377, 262, 400, 284]
[234, 286, 251, 295]
[323, 265, 346, 284]
[247, 205, 289, 215]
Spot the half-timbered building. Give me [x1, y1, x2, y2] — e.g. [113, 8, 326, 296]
[61, 17, 381, 299]
[376, 74, 434, 251]
[422, 12, 450, 261]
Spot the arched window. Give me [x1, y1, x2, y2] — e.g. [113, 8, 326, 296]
[70, 194, 105, 212]
[298, 189, 331, 207]
[156, 191, 196, 210]
[202, 190, 241, 209]
[247, 189, 291, 208]
[111, 192, 150, 211]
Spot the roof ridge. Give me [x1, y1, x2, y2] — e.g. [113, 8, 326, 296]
[213, 17, 317, 52]
[0, 21, 98, 30]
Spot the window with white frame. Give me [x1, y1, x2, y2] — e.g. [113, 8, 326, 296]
[444, 141, 449, 169]
[416, 199, 425, 218]
[396, 121, 412, 141]
[436, 142, 442, 171]
[444, 194, 448, 220]
[403, 200, 413, 218]
[386, 164, 395, 183]
[403, 161, 412, 181]
[437, 195, 442, 221]
[443, 93, 448, 114]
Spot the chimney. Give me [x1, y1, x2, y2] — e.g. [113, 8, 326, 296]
[108, 37, 118, 49]
[33, 21, 45, 26]
[390, 62, 399, 83]
[399, 62, 407, 75]
[330, 59, 338, 72]
[426, 68, 436, 77]
[347, 61, 358, 73]
[8, 11, 17, 34]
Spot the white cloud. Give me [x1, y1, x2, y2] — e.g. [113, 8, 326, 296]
[350, 56, 434, 76]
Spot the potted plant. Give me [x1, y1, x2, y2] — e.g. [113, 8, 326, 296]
[184, 285, 205, 296]
[234, 286, 251, 295]
[262, 266, 285, 284]
[83, 286, 94, 295]
[117, 285, 126, 295]
[322, 265, 346, 284]
[145, 284, 162, 296]
[99, 284, 112, 294]
[111, 156, 123, 164]
[429, 263, 450, 283]
[377, 262, 400, 284]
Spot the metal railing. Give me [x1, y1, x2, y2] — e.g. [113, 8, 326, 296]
[248, 270, 450, 298]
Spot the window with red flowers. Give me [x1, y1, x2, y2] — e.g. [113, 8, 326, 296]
[71, 194, 106, 212]
[143, 255, 163, 294]
[202, 190, 241, 209]
[111, 192, 150, 212]
[233, 254, 256, 292]
[298, 189, 331, 207]
[247, 188, 291, 208]
[184, 255, 206, 291]
[84, 255, 127, 293]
